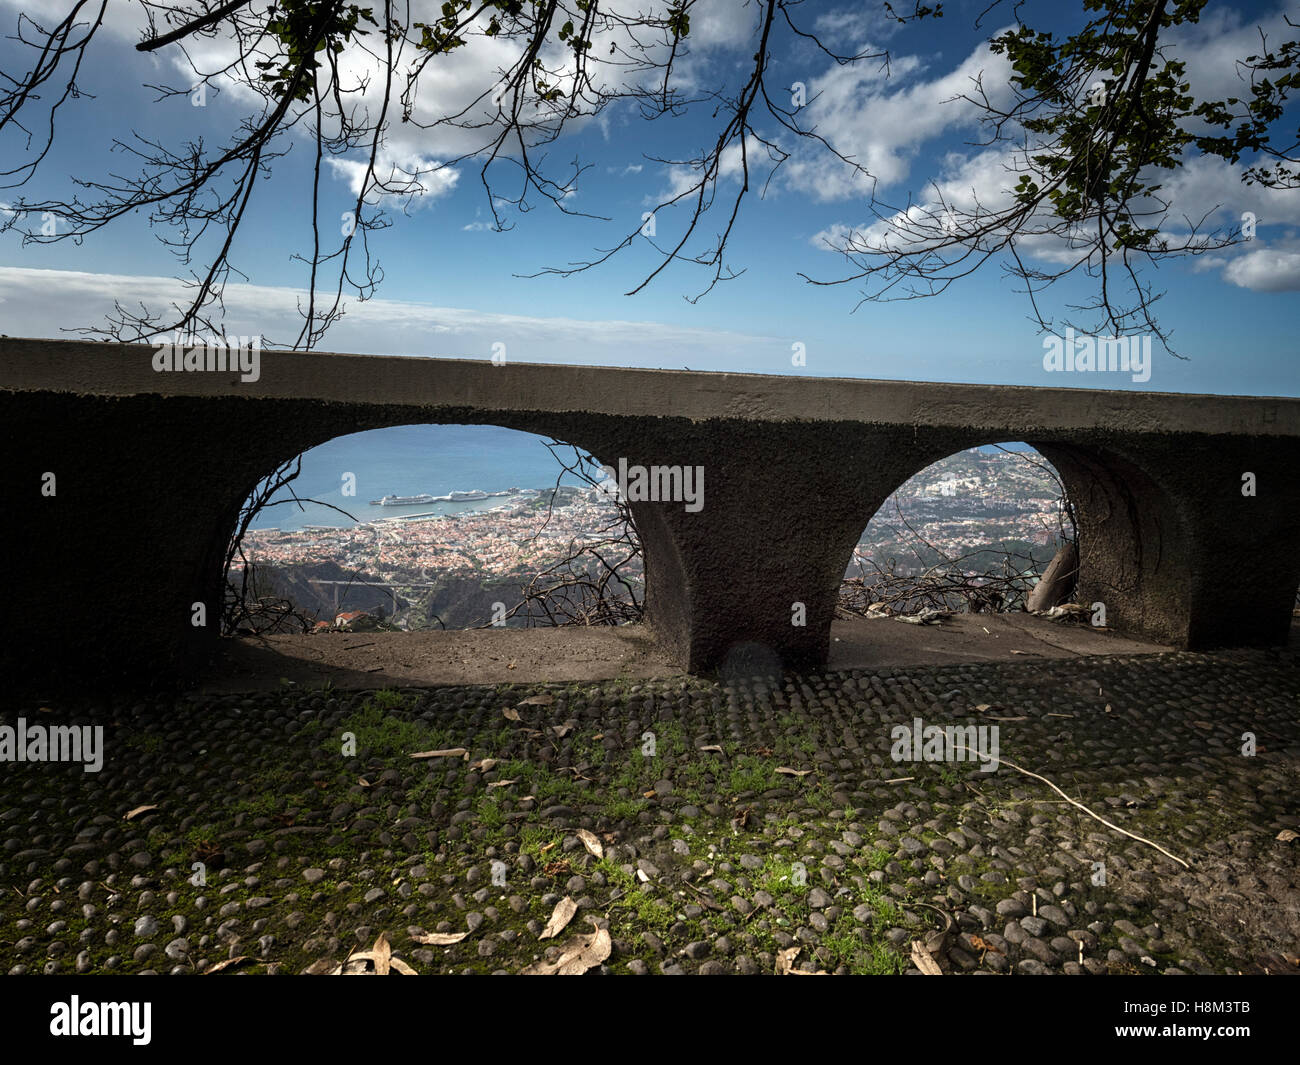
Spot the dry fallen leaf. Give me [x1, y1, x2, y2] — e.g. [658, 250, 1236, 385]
[503, 708, 521, 721]
[123, 805, 158, 821]
[539, 896, 578, 940]
[411, 931, 468, 945]
[486, 779, 517, 789]
[521, 918, 611, 975]
[410, 747, 469, 760]
[775, 767, 812, 778]
[775, 946, 801, 975]
[575, 828, 603, 859]
[205, 955, 254, 975]
[1277, 829, 1298, 843]
[372, 932, 392, 976]
[642, 790, 657, 799]
[517, 694, 555, 707]
[698, 745, 724, 753]
[330, 953, 417, 975]
[358, 778, 372, 788]
[969, 934, 1002, 955]
[551, 719, 576, 738]
[330, 933, 418, 975]
[910, 941, 943, 975]
[471, 758, 499, 772]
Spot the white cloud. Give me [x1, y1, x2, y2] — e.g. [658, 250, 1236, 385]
[327, 153, 459, 207]
[808, 128, 1300, 285]
[813, 7, 899, 44]
[664, 0, 764, 91]
[1156, 154, 1300, 230]
[1162, 4, 1298, 119]
[0, 1, 639, 205]
[1221, 248, 1300, 291]
[687, 0, 762, 50]
[782, 36, 1015, 200]
[808, 147, 1028, 254]
[794, 1, 1299, 275]
[0, 266, 778, 368]
[1138, 156, 1300, 290]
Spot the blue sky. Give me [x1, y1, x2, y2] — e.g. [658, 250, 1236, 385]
[1, 0, 1297, 395]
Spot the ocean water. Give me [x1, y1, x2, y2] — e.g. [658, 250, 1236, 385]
[248, 424, 600, 531]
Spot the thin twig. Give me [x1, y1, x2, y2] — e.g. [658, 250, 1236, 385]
[951, 744, 1189, 868]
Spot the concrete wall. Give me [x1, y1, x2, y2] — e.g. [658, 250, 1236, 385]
[4, 338, 1298, 689]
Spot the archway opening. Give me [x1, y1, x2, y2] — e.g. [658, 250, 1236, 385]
[222, 424, 643, 643]
[841, 442, 1076, 620]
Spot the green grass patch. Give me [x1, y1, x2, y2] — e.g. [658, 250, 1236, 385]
[595, 858, 676, 933]
[728, 753, 782, 793]
[335, 690, 456, 757]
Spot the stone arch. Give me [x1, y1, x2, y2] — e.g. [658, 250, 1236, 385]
[196, 405, 642, 675]
[820, 430, 1020, 628]
[821, 433, 1199, 651]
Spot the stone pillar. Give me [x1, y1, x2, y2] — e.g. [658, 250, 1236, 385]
[600, 420, 963, 674]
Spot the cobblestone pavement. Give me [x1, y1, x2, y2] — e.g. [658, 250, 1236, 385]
[3, 646, 1298, 975]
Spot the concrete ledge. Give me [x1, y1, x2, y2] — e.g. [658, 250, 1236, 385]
[2, 336, 1297, 436]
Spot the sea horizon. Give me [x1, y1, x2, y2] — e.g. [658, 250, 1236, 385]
[248, 424, 600, 532]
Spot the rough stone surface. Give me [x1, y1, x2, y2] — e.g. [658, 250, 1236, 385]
[0, 649, 1296, 979]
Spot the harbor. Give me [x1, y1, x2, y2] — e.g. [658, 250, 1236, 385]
[368, 487, 521, 506]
